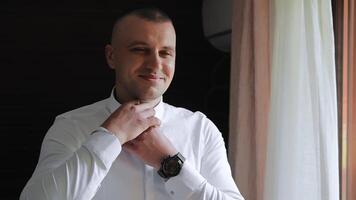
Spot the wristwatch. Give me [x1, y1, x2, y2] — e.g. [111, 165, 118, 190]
[157, 152, 185, 179]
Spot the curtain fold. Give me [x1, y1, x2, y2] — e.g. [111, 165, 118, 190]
[228, 0, 270, 200]
[264, 0, 339, 200]
[230, 0, 339, 200]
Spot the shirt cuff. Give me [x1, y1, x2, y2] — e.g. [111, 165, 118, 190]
[164, 161, 205, 199]
[83, 127, 122, 168]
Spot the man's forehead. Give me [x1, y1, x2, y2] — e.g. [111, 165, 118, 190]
[115, 15, 173, 32]
[112, 15, 176, 46]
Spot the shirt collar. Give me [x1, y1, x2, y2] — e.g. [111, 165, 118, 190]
[107, 88, 164, 121]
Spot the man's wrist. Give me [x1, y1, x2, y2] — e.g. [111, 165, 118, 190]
[96, 126, 126, 145]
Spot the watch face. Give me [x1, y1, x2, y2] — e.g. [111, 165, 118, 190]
[158, 153, 185, 179]
[164, 158, 181, 176]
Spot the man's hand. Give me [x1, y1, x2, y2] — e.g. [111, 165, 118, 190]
[123, 127, 178, 169]
[101, 100, 160, 144]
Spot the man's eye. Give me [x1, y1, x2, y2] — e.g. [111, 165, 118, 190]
[131, 47, 148, 52]
[160, 51, 173, 57]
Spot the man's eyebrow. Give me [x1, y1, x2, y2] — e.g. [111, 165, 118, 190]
[161, 46, 175, 51]
[127, 41, 149, 48]
[127, 41, 175, 51]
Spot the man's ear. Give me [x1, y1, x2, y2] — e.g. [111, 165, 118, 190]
[105, 44, 116, 69]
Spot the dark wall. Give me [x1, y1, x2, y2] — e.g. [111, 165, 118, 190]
[0, 1, 230, 199]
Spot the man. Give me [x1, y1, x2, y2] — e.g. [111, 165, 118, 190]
[20, 6, 244, 200]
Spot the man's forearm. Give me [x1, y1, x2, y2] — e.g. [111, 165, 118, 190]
[21, 130, 121, 200]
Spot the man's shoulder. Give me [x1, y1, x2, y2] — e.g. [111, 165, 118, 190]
[162, 102, 208, 121]
[162, 103, 222, 138]
[56, 98, 110, 121]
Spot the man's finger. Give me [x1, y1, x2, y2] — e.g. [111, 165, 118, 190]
[145, 116, 161, 128]
[140, 108, 155, 119]
[124, 100, 141, 107]
[134, 100, 159, 111]
[134, 134, 144, 142]
[135, 129, 151, 141]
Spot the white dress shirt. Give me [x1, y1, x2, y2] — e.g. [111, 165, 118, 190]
[20, 92, 244, 200]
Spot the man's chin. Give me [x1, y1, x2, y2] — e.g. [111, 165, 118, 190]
[133, 86, 168, 101]
[135, 92, 163, 103]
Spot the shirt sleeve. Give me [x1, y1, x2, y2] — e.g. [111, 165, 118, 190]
[20, 117, 122, 200]
[164, 118, 245, 200]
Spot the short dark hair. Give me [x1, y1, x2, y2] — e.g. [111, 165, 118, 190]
[110, 5, 172, 44]
[118, 6, 172, 23]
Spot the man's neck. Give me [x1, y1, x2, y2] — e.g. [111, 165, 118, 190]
[114, 89, 161, 107]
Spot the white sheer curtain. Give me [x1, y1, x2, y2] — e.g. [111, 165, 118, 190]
[264, 0, 339, 200]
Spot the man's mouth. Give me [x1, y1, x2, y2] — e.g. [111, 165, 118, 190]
[138, 74, 164, 82]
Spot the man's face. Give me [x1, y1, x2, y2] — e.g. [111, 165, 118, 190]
[106, 15, 176, 102]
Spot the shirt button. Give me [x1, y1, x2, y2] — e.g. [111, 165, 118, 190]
[170, 191, 175, 195]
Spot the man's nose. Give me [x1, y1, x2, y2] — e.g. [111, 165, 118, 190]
[145, 51, 161, 70]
